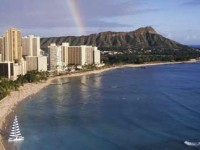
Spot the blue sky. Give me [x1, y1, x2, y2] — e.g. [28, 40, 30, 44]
[0, 0, 199, 45]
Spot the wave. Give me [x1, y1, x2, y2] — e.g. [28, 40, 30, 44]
[161, 91, 200, 116]
[164, 111, 200, 131]
[184, 141, 200, 147]
[111, 85, 119, 89]
[50, 81, 70, 85]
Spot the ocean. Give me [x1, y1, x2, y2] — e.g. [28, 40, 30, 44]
[7, 62, 200, 150]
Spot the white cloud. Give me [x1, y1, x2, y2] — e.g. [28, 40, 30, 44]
[185, 35, 198, 41]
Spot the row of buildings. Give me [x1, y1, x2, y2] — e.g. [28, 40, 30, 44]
[0, 27, 101, 80]
[48, 43, 101, 71]
[0, 28, 47, 80]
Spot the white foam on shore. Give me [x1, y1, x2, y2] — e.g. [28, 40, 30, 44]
[184, 141, 200, 147]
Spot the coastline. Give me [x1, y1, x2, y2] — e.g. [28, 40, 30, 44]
[0, 60, 197, 150]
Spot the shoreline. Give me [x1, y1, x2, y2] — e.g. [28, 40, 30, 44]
[0, 60, 197, 149]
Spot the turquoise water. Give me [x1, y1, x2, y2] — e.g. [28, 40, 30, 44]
[7, 62, 200, 150]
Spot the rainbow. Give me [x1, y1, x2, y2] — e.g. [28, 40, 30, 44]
[66, 0, 85, 35]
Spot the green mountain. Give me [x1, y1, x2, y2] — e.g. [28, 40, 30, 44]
[40, 27, 189, 50]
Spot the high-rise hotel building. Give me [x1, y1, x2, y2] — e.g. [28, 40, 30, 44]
[48, 43, 101, 71]
[2, 28, 22, 62]
[48, 43, 63, 71]
[67, 45, 100, 66]
[93, 47, 101, 64]
[67, 46, 84, 65]
[22, 35, 40, 56]
[22, 35, 47, 72]
[61, 43, 69, 67]
[0, 28, 27, 80]
[0, 37, 3, 62]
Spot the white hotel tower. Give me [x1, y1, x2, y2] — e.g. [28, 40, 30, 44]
[22, 35, 47, 72]
[48, 43, 101, 71]
[22, 35, 40, 56]
[48, 43, 63, 72]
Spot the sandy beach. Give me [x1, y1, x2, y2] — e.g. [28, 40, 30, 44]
[0, 60, 197, 150]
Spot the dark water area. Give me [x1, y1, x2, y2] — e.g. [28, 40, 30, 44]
[7, 62, 200, 150]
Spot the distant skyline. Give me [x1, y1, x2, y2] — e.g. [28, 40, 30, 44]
[0, 0, 199, 45]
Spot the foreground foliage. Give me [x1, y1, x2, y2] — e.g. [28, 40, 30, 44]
[0, 71, 49, 100]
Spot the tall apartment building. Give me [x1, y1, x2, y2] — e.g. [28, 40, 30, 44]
[48, 43, 101, 71]
[85, 46, 94, 65]
[13, 60, 27, 80]
[22, 35, 40, 56]
[68, 46, 83, 65]
[48, 43, 63, 71]
[25, 56, 47, 72]
[0, 37, 3, 62]
[67, 45, 96, 66]
[0, 60, 27, 80]
[2, 28, 22, 62]
[61, 43, 69, 67]
[0, 62, 14, 79]
[0, 28, 30, 80]
[22, 35, 47, 72]
[93, 47, 101, 64]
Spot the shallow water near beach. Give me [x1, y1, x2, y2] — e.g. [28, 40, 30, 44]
[6, 62, 200, 150]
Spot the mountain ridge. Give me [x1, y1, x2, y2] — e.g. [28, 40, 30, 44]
[40, 26, 189, 50]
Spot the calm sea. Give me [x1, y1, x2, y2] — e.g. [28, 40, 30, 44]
[7, 62, 200, 150]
